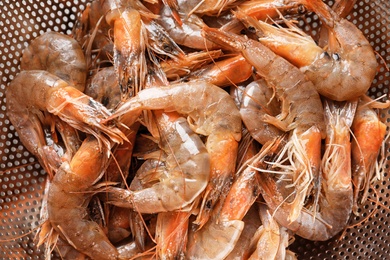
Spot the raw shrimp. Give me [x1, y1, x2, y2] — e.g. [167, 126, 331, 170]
[20, 31, 87, 91]
[240, 78, 284, 145]
[236, 0, 378, 101]
[258, 99, 355, 241]
[101, 0, 153, 99]
[105, 81, 241, 226]
[186, 143, 273, 259]
[104, 110, 210, 213]
[351, 97, 388, 213]
[186, 54, 253, 87]
[6, 70, 126, 168]
[47, 136, 118, 260]
[203, 26, 325, 221]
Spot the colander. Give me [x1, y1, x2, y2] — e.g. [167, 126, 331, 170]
[0, 0, 389, 259]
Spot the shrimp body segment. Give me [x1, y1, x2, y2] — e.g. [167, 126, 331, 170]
[21, 31, 87, 91]
[107, 81, 241, 224]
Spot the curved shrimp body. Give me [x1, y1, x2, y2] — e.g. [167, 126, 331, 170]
[21, 31, 87, 92]
[240, 78, 284, 145]
[351, 98, 388, 213]
[6, 70, 126, 155]
[203, 27, 324, 221]
[259, 100, 355, 241]
[236, 0, 377, 101]
[47, 136, 118, 260]
[106, 110, 210, 213]
[107, 81, 241, 225]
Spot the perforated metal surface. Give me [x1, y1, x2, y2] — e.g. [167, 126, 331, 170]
[0, 0, 389, 259]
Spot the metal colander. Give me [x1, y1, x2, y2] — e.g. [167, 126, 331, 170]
[0, 0, 389, 259]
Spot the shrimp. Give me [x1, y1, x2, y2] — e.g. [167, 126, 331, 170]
[248, 204, 296, 260]
[240, 78, 284, 145]
[104, 81, 241, 226]
[104, 110, 210, 213]
[6, 71, 126, 178]
[101, 0, 154, 99]
[20, 31, 87, 92]
[186, 54, 253, 87]
[258, 99, 355, 241]
[186, 143, 274, 259]
[203, 26, 325, 221]
[235, 0, 378, 101]
[47, 136, 118, 260]
[351, 97, 389, 214]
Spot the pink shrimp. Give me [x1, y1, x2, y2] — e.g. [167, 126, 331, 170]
[351, 97, 389, 214]
[235, 0, 378, 101]
[104, 80, 241, 228]
[258, 99, 356, 241]
[203, 26, 325, 222]
[6, 70, 126, 178]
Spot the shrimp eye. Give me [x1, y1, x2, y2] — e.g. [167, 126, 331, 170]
[298, 4, 306, 14]
[248, 26, 256, 33]
[332, 53, 340, 61]
[163, 43, 173, 52]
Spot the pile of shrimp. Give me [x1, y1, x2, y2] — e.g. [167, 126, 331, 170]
[6, 0, 389, 259]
